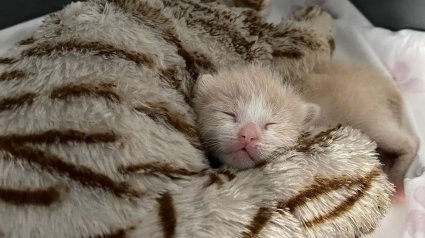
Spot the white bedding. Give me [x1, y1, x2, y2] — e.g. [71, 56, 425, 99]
[0, 1, 424, 237]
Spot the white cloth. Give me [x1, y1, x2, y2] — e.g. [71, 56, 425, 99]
[360, 25, 425, 238]
[0, 1, 424, 237]
[0, 16, 44, 55]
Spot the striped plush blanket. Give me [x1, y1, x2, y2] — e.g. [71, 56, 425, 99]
[0, 0, 392, 237]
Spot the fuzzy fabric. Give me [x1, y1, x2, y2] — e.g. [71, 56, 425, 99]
[0, 0, 392, 237]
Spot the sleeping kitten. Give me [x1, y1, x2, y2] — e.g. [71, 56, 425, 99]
[192, 62, 319, 170]
[304, 60, 419, 203]
[193, 61, 418, 203]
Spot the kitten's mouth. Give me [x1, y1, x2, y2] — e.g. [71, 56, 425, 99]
[228, 147, 251, 156]
[221, 146, 262, 169]
[224, 143, 261, 165]
[229, 147, 255, 160]
[231, 149, 254, 161]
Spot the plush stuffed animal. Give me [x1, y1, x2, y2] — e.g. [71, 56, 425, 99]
[0, 0, 391, 237]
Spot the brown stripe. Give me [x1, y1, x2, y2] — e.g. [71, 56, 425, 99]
[204, 173, 224, 187]
[219, 170, 236, 181]
[0, 93, 37, 113]
[107, 2, 186, 97]
[243, 15, 275, 38]
[133, 102, 199, 140]
[296, 124, 342, 152]
[164, 29, 215, 80]
[277, 169, 380, 215]
[291, 35, 321, 51]
[0, 143, 143, 198]
[241, 207, 273, 238]
[0, 184, 67, 206]
[0, 130, 119, 145]
[0, 57, 17, 64]
[222, 23, 254, 56]
[272, 32, 321, 51]
[157, 192, 177, 238]
[254, 160, 267, 169]
[113, 0, 199, 84]
[304, 6, 315, 15]
[23, 38, 183, 104]
[118, 162, 206, 178]
[109, 2, 187, 96]
[109, 0, 172, 26]
[83, 225, 137, 238]
[177, 43, 215, 80]
[119, 162, 225, 187]
[110, 0, 215, 80]
[277, 169, 370, 211]
[18, 37, 36, 46]
[22, 41, 154, 67]
[163, 0, 215, 16]
[159, 67, 191, 103]
[51, 82, 121, 102]
[0, 70, 27, 82]
[159, 67, 181, 90]
[135, 103, 202, 149]
[172, 0, 253, 56]
[190, 17, 253, 56]
[328, 37, 335, 53]
[271, 29, 298, 38]
[272, 49, 303, 59]
[302, 169, 380, 227]
[236, 0, 265, 11]
[86, 229, 126, 238]
[293, 6, 316, 21]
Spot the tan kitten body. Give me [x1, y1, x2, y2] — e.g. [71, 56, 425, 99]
[303, 61, 419, 203]
[193, 63, 318, 169]
[194, 61, 417, 203]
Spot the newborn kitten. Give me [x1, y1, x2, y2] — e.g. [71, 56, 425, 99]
[193, 63, 319, 169]
[194, 61, 418, 203]
[303, 60, 419, 203]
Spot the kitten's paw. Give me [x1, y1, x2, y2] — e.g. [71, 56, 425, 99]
[389, 176, 406, 204]
[392, 188, 406, 204]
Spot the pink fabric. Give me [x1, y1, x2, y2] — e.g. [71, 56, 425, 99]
[405, 186, 425, 236]
[391, 62, 425, 93]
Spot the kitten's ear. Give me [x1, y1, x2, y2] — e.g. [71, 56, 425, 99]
[303, 103, 320, 127]
[194, 74, 214, 95]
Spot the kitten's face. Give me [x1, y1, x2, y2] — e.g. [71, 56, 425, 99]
[193, 63, 319, 169]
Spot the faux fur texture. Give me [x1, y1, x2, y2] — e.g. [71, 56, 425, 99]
[0, 0, 391, 237]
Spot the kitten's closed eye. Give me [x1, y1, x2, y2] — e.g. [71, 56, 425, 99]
[222, 112, 237, 122]
[264, 123, 278, 130]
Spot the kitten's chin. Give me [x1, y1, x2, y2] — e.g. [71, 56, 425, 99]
[220, 150, 260, 170]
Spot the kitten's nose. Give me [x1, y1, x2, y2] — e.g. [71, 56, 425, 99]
[239, 123, 259, 145]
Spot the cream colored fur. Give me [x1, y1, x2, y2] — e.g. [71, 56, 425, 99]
[303, 60, 419, 203]
[194, 63, 319, 169]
